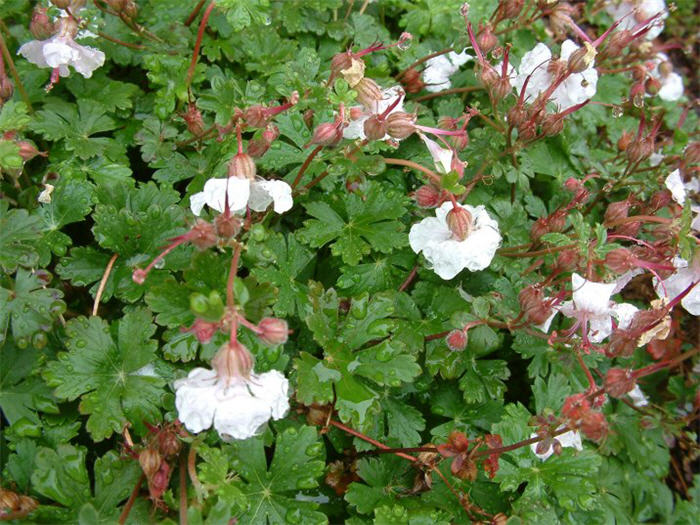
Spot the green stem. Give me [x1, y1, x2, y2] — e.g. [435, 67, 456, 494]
[0, 27, 32, 112]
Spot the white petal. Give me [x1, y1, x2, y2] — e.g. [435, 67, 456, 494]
[530, 428, 582, 461]
[612, 268, 645, 295]
[214, 382, 272, 440]
[559, 40, 579, 62]
[664, 169, 686, 204]
[535, 305, 560, 333]
[611, 303, 639, 330]
[247, 370, 290, 420]
[422, 55, 456, 92]
[658, 72, 683, 101]
[250, 180, 293, 213]
[571, 273, 616, 316]
[131, 363, 158, 377]
[627, 385, 649, 407]
[423, 239, 470, 280]
[18, 40, 50, 68]
[588, 314, 614, 343]
[174, 368, 219, 434]
[343, 114, 367, 140]
[67, 41, 105, 78]
[189, 191, 208, 216]
[448, 49, 472, 67]
[197, 177, 250, 214]
[418, 132, 453, 174]
[408, 216, 450, 254]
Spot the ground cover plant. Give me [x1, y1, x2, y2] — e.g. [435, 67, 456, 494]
[0, 0, 698, 523]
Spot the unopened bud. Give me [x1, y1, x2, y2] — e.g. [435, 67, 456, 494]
[182, 104, 205, 137]
[479, 65, 500, 90]
[414, 185, 443, 208]
[0, 76, 13, 102]
[446, 329, 467, 351]
[605, 248, 635, 273]
[555, 248, 580, 271]
[184, 318, 219, 344]
[477, 24, 499, 53]
[51, 0, 71, 9]
[330, 52, 353, 80]
[626, 138, 652, 164]
[228, 152, 256, 179]
[648, 190, 671, 212]
[541, 115, 564, 137]
[685, 142, 700, 165]
[400, 67, 425, 94]
[617, 131, 633, 152]
[309, 122, 342, 147]
[363, 115, 387, 141]
[645, 77, 661, 95]
[530, 217, 549, 240]
[517, 121, 537, 141]
[446, 206, 473, 241]
[580, 411, 607, 441]
[247, 137, 271, 158]
[491, 76, 512, 101]
[244, 105, 269, 128]
[562, 393, 590, 420]
[604, 200, 630, 224]
[449, 132, 469, 151]
[159, 430, 182, 457]
[567, 42, 596, 73]
[602, 29, 631, 59]
[548, 210, 566, 232]
[501, 0, 525, 19]
[605, 368, 636, 398]
[386, 112, 415, 139]
[354, 77, 382, 107]
[257, 317, 289, 345]
[507, 105, 526, 128]
[214, 213, 241, 238]
[17, 141, 45, 161]
[190, 220, 218, 249]
[212, 341, 254, 381]
[139, 448, 162, 478]
[30, 8, 55, 39]
[0, 489, 20, 511]
[106, 0, 128, 10]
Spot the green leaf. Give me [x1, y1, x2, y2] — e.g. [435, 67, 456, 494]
[43, 310, 165, 441]
[0, 201, 42, 272]
[227, 426, 327, 524]
[0, 100, 31, 132]
[298, 182, 409, 265]
[0, 139, 23, 170]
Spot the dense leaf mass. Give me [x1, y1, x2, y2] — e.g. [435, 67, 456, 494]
[0, 0, 698, 523]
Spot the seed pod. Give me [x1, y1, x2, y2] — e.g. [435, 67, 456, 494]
[244, 105, 269, 128]
[190, 220, 218, 250]
[257, 317, 289, 345]
[477, 24, 498, 53]
[363, 115, 387, 141]
[605, 368, 636, 398]
[414, 185, 443, 208]
[386, 112, 415, 139]
[309, 122, 342, 147]
[605, 248, 635, 273]
[446, 206, 473, 241]
[30, 8, 55, 39]
[354, 78, 382, 107]
[567, 43, 597, 74]
[139, 448, 162, 478]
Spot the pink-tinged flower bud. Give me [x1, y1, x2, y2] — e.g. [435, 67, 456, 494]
[446, 329, 468, 351]
[477, 23, 498, 53]
[541, 115, 564, 137]
[330, 51, 354, 81]
[562, 393, 590, 421]
[17, 141, 46, 161]
[184, 318, 219, 344]
[0, 76, 13, 103]
[617, 131, 633, 152]
[626, 138, 653, 164]
[648, 190, 671, 212]
[257, 317, 289, 345]
[555, 248, 580, 271]
[517, 121, 537, 142]
[479, 65, 500, 91]
[548, 210, 566, 232]
[354, 78, 382, 107]
[564, 177, 584, 193]
[645, 77, 661, 95]
[608, 328, 637, 357]
[518, 286, 552, 324]
[228, 152, 256, 179]
[139, 448, 162, 478]
[567, 43, 597, 74]
[602, 29, 631, 59]
[400, 67, 425, 94]
[132, 268, 147, 285]
[446, 206, 473, 241]
[122, 0, 138, 19]
[263, 124, 280, 143]
[247, 137, 271, 158]
[501, 0, 524, 19]
[414, 185, 443, 208]
[386, 112, 415, 139]
[506, 106, 525, 129]
[450, 132, 469, 151]
[604, 200, 630, 225]
[182, 104, 205, 137]
[605, 248, 635, 273]
[363, 115, 387, 141]
[580, 411, 607, 441]
[349, 106, 364, 120]
[158, 429, 181, 457]
[605, 368, 636, 398]
[491, 76, 512, 102]
[244, 105, 269, 128]
[530, 217, 549, 241]
[190, 220, 218, 250]
[309, 122, 342, 147]
[30, 8, 55, 39]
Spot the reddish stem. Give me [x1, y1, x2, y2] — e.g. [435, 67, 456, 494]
[226, 244, 242, 344]
[398, 266, 418, 292]
[186, 1, 216, 90]
[185, 0, 208, 26]
[118, 474, 144, 525]
[382, 157, 441, 184]
[292, 145, 323, 188]
[329, 420, 416, 462]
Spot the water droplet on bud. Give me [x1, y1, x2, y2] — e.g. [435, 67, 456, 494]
[611, 105, 623, 118]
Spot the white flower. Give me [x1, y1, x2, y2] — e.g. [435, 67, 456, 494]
[343, 85, 405, 141]
[653, 256, 700, 316]
[18, 17, 105, 79]
[665, 169, 700, 232]
[647, 53, 683, 101]
[37, 184, 54, 204]
[628, 385, 649, 407]
[558, 273, 638, 343]
[418, 132, 453, 174]
[605, 0, 668, 40]
[409, 202, 501, 280]
[530, 428, 583, 461]
[174, 368, 289, 440]
[513, 40, 598, 110]
[422, 50, 472, 93]
[190, 176, 292, 216]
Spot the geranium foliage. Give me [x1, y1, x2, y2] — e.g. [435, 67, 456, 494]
[0, 0, 698, 523]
